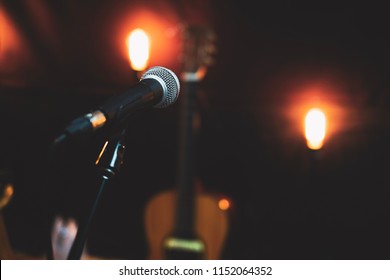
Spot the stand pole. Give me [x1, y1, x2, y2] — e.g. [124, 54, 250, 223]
[67, 128, 127, 260]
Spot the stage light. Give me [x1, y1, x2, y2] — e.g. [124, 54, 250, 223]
[127, 28, 150, 72]
[305, 108, 326, 150]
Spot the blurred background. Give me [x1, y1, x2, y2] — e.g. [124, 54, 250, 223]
[1, 0, 390, 260]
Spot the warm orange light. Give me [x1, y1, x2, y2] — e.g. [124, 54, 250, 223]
[116, 8, 181, 73]
[283, 77, 354, 155]
[218, 198, 230, 211]
[305, 108, 326, 150]
[0, 183, 14, 209]
[0, 6, 31, 69]
[127, 28, 150, 72]
[0, 6, 11, 58]
[5, 184, 14, 197]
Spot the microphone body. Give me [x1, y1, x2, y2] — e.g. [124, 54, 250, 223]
[55, 66, 180, 144]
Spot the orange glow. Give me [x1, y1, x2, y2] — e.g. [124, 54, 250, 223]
[0, 5, 33, 76]
[0, 6, 21, 55]
[0, 183, 14, 209]
[127, 28, 150, 71]
[284, 82, 348, 149]
[0, 6, 4, 55]
[116, 8, 182, 73]
[218, 198, 230, 211]
[0, 6, 17, 58]
[305, 108, 326, 150]
[5, 184, 14, 197]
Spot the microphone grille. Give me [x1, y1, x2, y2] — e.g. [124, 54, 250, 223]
[141, 66, 180, 108]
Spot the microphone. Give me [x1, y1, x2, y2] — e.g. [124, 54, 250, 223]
[54, 66, 180, 144]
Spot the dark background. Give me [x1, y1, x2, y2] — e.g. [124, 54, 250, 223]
[1, 0, 390, 259]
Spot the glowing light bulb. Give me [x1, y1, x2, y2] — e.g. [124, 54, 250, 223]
[127, 28, 150, 72]
[305, 108, 326, 150]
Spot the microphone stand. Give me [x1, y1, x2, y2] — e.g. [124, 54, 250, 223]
[67, 126, 127, 260]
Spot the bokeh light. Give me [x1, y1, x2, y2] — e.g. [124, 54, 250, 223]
[218, 198, 230, 211]
[305, 108, 326, 150]
[116, 7, 182, 73]
[127, 28, 150, 72]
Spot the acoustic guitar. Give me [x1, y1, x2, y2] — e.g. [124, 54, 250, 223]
[144, 25, 229, 260]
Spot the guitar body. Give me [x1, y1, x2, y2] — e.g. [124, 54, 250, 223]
[145, 189, 228, 260]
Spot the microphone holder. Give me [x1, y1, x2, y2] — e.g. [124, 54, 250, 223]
[67, 126, 127, 260]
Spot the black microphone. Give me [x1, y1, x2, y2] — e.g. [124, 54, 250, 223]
[54, 66, 180, 144]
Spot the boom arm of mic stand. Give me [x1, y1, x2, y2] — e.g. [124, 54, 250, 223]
[66, 127, 127, 260]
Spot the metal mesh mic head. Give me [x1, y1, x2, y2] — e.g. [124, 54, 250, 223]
[140, 66, 180, 108]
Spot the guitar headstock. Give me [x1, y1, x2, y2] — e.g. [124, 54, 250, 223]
[180, 24, 217, 82]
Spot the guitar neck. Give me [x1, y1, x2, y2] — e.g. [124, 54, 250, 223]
[173, 80, 199, 237]
[164, 24, 216, 259]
